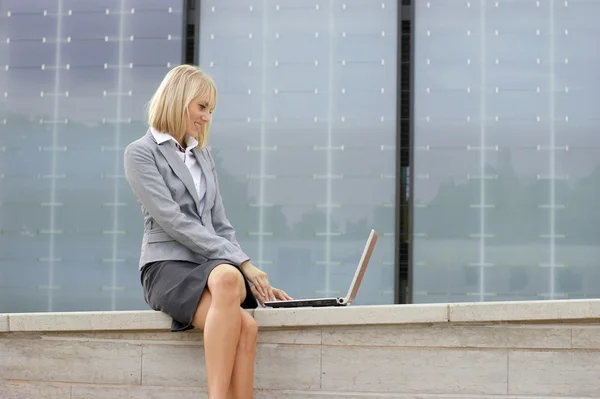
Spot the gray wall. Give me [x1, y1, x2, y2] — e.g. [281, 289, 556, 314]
[412, 1, 600, 303]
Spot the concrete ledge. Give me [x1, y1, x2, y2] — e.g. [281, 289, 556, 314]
[4, 299, 600, 332]
[4, 304, 449, 332]
[4, 299, 600, 398]
[449, 299, 600, 323]
[253, 303, 449, 328]
[7, 309, 172, 332]
[0, 314, 8, 332]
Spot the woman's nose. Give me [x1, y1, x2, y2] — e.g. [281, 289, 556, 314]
[201, 114, 210, 122]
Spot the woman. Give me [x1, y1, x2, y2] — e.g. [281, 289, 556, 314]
[123, 64, 291, 399]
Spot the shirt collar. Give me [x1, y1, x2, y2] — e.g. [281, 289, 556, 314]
[150, 127, 198, 150]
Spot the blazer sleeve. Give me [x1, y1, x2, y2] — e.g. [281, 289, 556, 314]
[124, 142, 250, 266]
[205, 147, 244, 251]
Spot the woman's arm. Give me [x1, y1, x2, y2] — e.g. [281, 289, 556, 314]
[124, 142, 250, 266]
[205, 148, 243, 249]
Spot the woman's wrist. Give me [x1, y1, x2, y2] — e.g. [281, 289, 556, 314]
[240, 260, 252, 271]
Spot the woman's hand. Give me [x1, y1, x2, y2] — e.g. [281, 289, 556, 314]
[241, 261, 275, 301]
[251, 285, 293, 308]
[241, 261, 293, 306]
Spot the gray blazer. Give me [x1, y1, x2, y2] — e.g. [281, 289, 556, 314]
[124, 129, 249, 270]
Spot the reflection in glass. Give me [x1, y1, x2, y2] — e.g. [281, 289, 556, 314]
[0, 0, 184, 312]
[413, 1, 600, 303]
[198, 1, 398, 304]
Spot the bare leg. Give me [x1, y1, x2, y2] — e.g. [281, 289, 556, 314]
[227, 309, 258, 399]
[197, 292, 257, 399]
[192, 264, 246, 399]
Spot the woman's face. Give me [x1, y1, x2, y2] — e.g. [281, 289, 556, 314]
[186, 96, 213, 137]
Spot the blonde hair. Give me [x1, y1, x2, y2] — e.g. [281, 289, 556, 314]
[147, 64, 217, 148]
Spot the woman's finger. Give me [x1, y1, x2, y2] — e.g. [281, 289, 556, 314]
[257, 295, 265, 307]
[255, 275, 270, 299]
[262, 276, 276, 301]
[252, 280, 266, 299]
[282, 290, 293, 300]
[276, 289, 292, 301]
[251, 286, 266, 307]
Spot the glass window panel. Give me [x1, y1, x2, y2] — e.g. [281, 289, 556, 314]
[0, 0, 184, 313]
[413, 0, 600, 302]
[199, 0, 397, 303]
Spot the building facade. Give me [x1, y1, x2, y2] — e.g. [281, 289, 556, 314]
[0, 0, 598, 313]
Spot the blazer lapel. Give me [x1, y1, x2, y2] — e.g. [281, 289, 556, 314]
[157, 143, 202, 211]
[193, 148, 212, 213]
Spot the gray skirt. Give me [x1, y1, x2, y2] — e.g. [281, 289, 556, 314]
[140, 259, 258, 332]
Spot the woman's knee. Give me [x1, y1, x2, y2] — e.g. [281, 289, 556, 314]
[208, 264, 245, 302]
[239, 310, 258, 352]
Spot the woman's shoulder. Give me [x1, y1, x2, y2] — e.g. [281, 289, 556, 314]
[125, 130, 155, 152]
[124, 130, 157, 161]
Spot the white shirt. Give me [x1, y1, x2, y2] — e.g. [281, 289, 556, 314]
[151, 128, 206, 215]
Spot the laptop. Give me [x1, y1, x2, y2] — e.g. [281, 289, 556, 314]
[265, 229, 378, 308]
